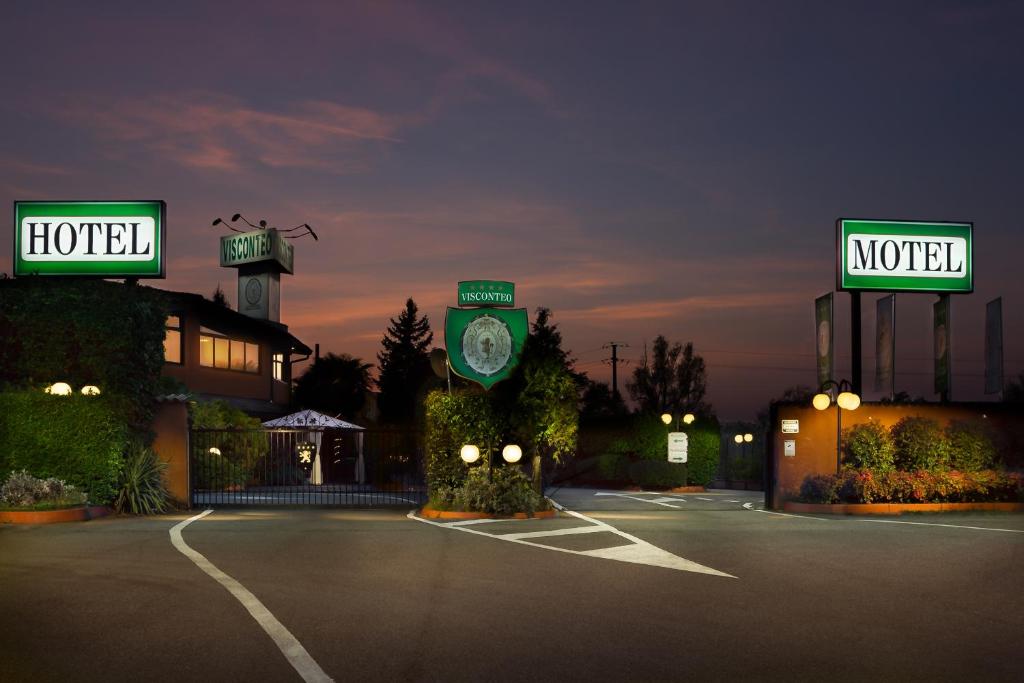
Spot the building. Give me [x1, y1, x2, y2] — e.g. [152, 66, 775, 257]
[159, 289, 311, 418]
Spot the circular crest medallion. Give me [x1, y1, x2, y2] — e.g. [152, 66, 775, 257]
[461, 314, 513, 377]
[245, 278, 262, 305]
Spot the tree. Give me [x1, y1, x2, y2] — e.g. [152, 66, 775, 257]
[627, 335, 709, 417]
[498, 308, 580, 492]
[377, 298, 433, 423]
[211, 284, 230, 308]
[579, 380, 628, 421]
[294, 353, 372, 420]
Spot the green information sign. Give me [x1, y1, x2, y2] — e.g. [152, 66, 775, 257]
[457, 280, 515, 307]
[14, 200, 166, 278]
[837, 219, 973, 293]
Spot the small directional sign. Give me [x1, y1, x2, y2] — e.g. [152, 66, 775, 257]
[667, 432, 688, 463]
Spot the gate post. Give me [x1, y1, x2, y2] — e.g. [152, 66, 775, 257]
[152, 397, 191, 508]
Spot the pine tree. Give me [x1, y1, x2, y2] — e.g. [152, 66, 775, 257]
[377, 298, 433, 423]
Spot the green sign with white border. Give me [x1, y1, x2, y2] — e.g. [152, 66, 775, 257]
[445, 307, 528, 390]
[457, 280, 515, 307]
[837, 219, 972, 293]
[14, 200, 166, 278]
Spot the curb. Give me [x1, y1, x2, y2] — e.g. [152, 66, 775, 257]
[0, 505, 112, 525]
[783, 501, 1024, 516]
[418, 505, 557, 520]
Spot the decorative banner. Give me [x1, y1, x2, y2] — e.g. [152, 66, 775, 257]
[985, 297, 1003, 395]
[837, 219, 972, 293]
[220, 228, 294, 274]
[458, 280, 515, 307]
[934, 295, 951, 398]
[815, 293, 833, 388]
[875, 294, 895, 397]
[445, 306, 528, 390]
[14, 200, 166, 278]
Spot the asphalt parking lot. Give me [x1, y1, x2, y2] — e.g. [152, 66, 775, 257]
[2, 488, 1022, 682]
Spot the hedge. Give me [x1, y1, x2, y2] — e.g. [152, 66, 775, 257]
[602, 416, 721, 487]
[799, 468, 1024, 504]
[0, 390, 129, 504]
[424, 390, 505, 491]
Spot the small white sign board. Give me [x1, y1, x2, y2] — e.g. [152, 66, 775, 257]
[781, 420, 800, 434]
[784, 440, 796, 457]
[667, 432, 688, 463]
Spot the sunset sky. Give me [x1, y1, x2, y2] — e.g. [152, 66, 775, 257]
[2, 1, 1022, 419]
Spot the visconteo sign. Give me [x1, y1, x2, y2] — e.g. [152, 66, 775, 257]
[220, 228, 294, 274]
[837, 219, 972, 293]
[14, 201, 166, 278]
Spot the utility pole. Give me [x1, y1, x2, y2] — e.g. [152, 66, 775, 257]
[602, 342, 629, 401]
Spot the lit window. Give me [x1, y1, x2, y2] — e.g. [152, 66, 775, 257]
[164, 315, 182, 364]
[246, 343, 260, 372]
[273, 353, 284, 381]
[199, 327, 260, 374]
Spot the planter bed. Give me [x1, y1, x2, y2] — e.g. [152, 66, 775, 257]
[419, 505, 557, 521]
[784, 501, 1024, 516]
[0, 505, 111, 525]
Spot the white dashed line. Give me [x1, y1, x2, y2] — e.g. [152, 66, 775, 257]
[170, 511, 333, 683]
[755, 509, 1024, 532]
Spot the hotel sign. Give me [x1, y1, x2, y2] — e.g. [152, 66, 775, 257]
[220, 228, 294, 274]
[837, 219, 972, 293]
[458, 280, 514, 307]
[14, 200, 166, 277]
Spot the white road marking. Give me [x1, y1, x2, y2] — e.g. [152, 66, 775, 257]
[496, 525, 607, 541]
[728, 500, 741, 503]
[169, 511, 333, 683]
[593, 492, 681, 508]
[755, 509, 1024, 533]
[696, 497, 713, 501]
[445, 518, 512, 526]
[742, 502, 753, 510]
[408, 509, 735, 578]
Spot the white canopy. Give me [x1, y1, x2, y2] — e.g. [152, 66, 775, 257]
[262, 410, 365, 430]
[262, 410, 366, 485]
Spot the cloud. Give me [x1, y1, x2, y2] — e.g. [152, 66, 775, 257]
[51, 92, 406, 174]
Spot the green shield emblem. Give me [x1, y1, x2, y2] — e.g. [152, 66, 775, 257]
[445, 307, 528, 390]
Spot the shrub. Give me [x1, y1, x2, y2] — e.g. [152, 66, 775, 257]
[0, 470, 88, 509]
[891, 416, 951, 471]
[946, 419, 998, 471]
[628, 460, 688, 488]
[0, 390, 128, 504]
[619, 415, 721, 486]
[194, 449, 247, 490]
[797, 468, 1023, 504]
[424, 390, 505, 493]
[799, 473, 841, 504]
[595, 452, 628, 481]
[114, 442, 169, 514]
[0, 278, 167, 434]
[451, 466, 547, 515]
[844, 422, 896, 471]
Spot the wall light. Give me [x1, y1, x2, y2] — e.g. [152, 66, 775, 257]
[734, 434, 743, 444]
[45, 382, 73, 396]
[80, 385, 101, 396]
[682, 413, 695, 425]
[660, 413, 672, 425]
[812, 393, 831, 411]
[743, 433, 753, 443]
[208, 447, 222, 456]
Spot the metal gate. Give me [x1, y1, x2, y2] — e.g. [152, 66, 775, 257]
[189, 427, 425, 507]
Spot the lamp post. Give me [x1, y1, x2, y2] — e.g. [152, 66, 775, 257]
[661, 412, 695, 485]
[813, 380, 861, 474]
[461, 442, 522, 481]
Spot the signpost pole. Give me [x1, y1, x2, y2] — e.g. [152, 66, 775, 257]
[850, 291, 862, 396]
